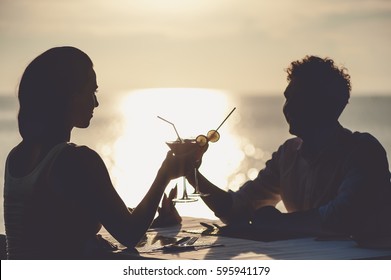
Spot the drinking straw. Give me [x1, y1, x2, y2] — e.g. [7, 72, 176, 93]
[157, 116, 183, 142]
[215, 107, 236, 132]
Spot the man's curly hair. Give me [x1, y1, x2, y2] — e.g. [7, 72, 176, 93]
[285, 55, 351, 118]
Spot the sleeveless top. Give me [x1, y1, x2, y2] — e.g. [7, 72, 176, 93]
[3, 142, 102, 259]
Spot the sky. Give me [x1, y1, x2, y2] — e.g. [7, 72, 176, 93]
[1, 0, 391, 97]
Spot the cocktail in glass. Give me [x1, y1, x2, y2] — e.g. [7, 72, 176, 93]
[166, 139, 199, 202]
[158, 107, 236, 202]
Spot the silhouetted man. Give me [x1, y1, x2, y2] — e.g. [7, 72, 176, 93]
[186, 56, 391, 243]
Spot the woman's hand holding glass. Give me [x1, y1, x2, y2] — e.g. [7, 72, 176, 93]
[161, 143, 208, 181]
[158, 107, 235, 202]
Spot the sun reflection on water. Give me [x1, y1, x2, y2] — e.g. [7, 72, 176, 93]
[110, 88, 244, 219]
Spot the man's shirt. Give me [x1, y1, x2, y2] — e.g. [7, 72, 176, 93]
[223, 124, 391, 236]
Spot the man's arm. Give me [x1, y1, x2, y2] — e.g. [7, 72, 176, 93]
[186, 143, 286, 223]
[251, 206, 326, 236]
[186, 170, 233, 219]
[318, 133, 391, 237]
[254, 134, 391, 238]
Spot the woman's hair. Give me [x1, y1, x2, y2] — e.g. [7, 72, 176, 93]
[18, 46, 93, 141]
[285, 55, 351, 119]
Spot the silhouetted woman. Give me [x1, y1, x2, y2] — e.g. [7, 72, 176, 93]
[4, 46, 182, 259]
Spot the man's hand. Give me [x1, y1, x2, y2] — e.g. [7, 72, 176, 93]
[160, 143, 209, 181]
[252, 206, 284, 225]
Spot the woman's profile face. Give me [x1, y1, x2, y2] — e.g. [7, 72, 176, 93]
[69, 68, 99, 128]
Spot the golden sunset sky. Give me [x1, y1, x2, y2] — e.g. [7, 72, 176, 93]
[1, 0, 391, 96]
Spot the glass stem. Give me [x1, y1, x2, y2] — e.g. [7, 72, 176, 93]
[182, 177, 189, 199]
[194, 168, 199, 193]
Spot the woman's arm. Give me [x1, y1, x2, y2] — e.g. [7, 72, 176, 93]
[54, 145, 174, 248]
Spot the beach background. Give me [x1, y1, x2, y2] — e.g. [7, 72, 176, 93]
[1, 90, 390, 234]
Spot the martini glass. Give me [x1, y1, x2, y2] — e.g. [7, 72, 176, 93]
[158, 107, 236, 201]
[158, 116, 198, 202]
[165, 139, 199, 202]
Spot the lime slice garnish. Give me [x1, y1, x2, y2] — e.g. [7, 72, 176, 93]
[196, 135, 208, 147]
[207, 130, 220, 143]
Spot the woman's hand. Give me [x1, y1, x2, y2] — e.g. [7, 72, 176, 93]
[151, 186, 182, 228]
[160, 144, 208, 181]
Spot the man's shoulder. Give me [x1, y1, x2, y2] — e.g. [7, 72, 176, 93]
[282, 137, 303, 150]
[350, 130, 385, 151]
[273, 137, 303, 159]
[341, 129, 388, 163]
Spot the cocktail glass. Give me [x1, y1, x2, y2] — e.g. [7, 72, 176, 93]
[158, 107, 236, 201]
[166, 139, 199, 202]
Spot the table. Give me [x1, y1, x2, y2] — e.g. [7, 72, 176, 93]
[100, 217, 391, 260]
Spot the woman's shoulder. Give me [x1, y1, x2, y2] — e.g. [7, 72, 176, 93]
[63, 143, 102, 161]
[55, 143, 107, 175]
[50, 143, 111, 192]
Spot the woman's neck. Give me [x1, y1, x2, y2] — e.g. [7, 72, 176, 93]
[23, 128, 71, 147]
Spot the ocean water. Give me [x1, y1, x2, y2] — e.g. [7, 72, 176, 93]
[1, 90, 391, 234]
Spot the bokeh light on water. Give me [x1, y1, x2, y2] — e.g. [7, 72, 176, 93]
[108, 88, 245, 218]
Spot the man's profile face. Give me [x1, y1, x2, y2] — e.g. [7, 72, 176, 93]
[283, 79, 321, 137]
